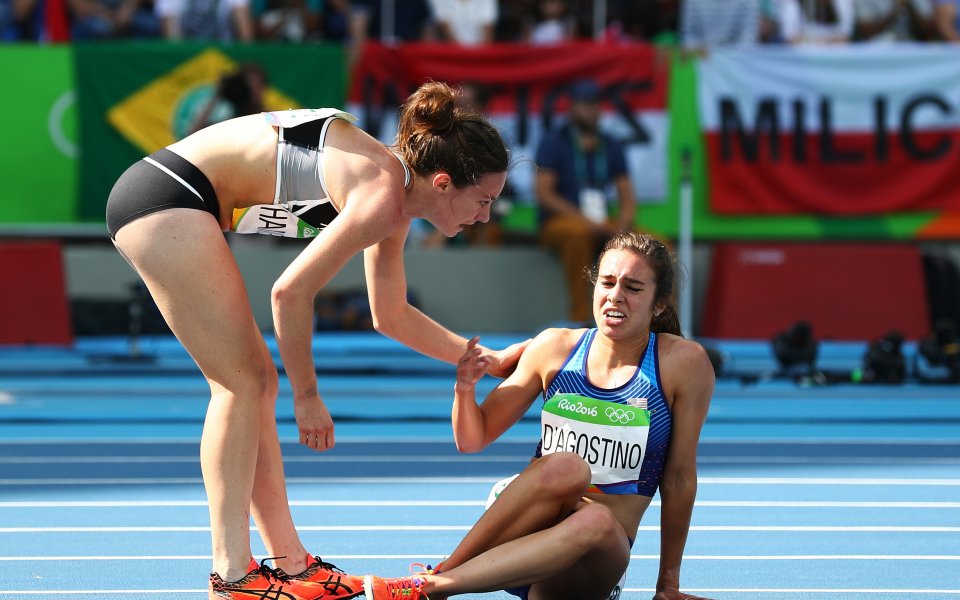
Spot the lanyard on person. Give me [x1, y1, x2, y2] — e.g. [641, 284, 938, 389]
[569, 125, 607, 189]
[568, 124, 609, 223]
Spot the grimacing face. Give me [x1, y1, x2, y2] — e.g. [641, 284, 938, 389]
[593, 249, 661, 338]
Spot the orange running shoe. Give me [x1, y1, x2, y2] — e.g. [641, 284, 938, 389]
[362, 574, 429, 600]
[209, 558, 300, 600]
[273, 555, 365, 600]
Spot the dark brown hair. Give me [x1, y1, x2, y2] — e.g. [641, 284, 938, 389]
[396, 81, 509, 187]
[589, 232, 683, 336]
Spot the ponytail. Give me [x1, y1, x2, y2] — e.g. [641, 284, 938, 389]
[652, 303, 682, 337]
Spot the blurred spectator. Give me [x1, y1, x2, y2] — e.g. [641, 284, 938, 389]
[156, 0, 254, 41]
[535, 78, 636, 324]
[431, 0, 497, 45]
[252, 0, 321, 41]
[780, 0, 856, 43]
[605, 0, 680, 43]
[67, 0, 161, 40]
[854, 0, 934, 40]
[0, 0, 40, 39]
[493, 0, 533, 41]
[527, 0, 575, 44]
[933, 0, 960, 40]
[187, 62, 266, 135]
[348, 0, 434, 63]
[680, 0, 759, 55]
[759, 0, 784, 42]
[349, 0, 434, 43]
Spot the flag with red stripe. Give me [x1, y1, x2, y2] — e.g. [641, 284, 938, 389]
[349, 41, 671, 202]
[698, 46, 960, 215]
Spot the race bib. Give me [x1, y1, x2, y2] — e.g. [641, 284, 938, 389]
[231, 204, 323, 238]
[541, 393, 650, 488]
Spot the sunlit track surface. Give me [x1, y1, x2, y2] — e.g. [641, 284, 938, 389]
[1, 334, 958, 599]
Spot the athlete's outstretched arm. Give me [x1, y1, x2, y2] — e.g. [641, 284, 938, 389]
[364, 228, 528, 377]
[452, 330, 568, 452]
[272, 181, 397, 451]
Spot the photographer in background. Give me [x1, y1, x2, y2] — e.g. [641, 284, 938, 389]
[858, 330, 907, 385]
[915, 319, 960, 383]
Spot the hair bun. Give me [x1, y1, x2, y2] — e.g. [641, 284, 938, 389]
[406, 81, 457, 137]
[396, 81, 508, 187]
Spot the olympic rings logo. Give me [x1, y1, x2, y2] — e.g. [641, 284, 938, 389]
[605, 407, 636, 424]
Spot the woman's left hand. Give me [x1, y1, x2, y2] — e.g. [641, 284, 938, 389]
[294, 393, 336, 452]
[481, 338, 531, 378]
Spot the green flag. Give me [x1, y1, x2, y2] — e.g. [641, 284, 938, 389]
[74, 42, 347, 222]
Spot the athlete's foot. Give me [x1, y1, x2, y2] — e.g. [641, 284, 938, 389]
[362, 574, 429, 599]
[272, 555, 365, 599]
[209, 558, 299, 600]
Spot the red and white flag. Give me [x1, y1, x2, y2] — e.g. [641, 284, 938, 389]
[349, 42, 671, 202]
[698, 46, 960, 215]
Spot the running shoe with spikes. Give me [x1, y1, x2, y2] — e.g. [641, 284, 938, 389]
[209, 558, 300, 600]
[362, 574, 429, 600]
[272, 554, 365, 600]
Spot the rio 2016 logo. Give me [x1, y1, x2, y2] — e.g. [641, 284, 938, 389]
[556, 398, 598, 417]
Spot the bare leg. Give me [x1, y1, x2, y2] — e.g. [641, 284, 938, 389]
[442, 452, 591, 570]
[114, 209, 305, 580]
[250, 380, 312, 574]
[429, 502, 630, 599]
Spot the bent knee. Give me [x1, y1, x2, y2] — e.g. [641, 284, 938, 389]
[535, 452, 592, 499]
[568, 503, 628, 553]
[208, 356, 278, 405]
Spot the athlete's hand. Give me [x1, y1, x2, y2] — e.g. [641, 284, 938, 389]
[457, 336, 490, 389]
[652, 589, 714, 600]
[482, 338, 532, 378]
[294, 393, 335, 452]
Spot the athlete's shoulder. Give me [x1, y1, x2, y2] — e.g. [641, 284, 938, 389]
[521, 327, 586, 365]
[532, 327, 587, 351]
[656, 334, 716, 382]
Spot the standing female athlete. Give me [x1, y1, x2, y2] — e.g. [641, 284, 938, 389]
[364, 232, 716, 600]
[106, 81, 524, 600]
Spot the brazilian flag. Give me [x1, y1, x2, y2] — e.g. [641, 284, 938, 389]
[74, 42, 347, 222]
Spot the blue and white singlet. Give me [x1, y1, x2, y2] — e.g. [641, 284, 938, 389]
[536, 329, 672, 496]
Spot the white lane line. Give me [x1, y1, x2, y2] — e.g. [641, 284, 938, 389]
[2, 455, 956, 465]
[2, 500, 959, 508]
[1, 525, 958, 533]
[0, 500, 482, 507]
[2, 476, 959, 486]
[0, 554, 956, 561]
[0, 587, 960, 598]
[0, 436, 955, 445]
[628, 590, 960, 596]
[0, 591, 205, 596]
[0, 455, 531, 464]
[2, 589, 959, 596]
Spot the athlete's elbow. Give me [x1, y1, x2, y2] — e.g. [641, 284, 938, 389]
[454, 436, 486, 454]
[368, 298, 406, 336]
[369, 308, 396, 336]
[271, 280, 294, 310]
